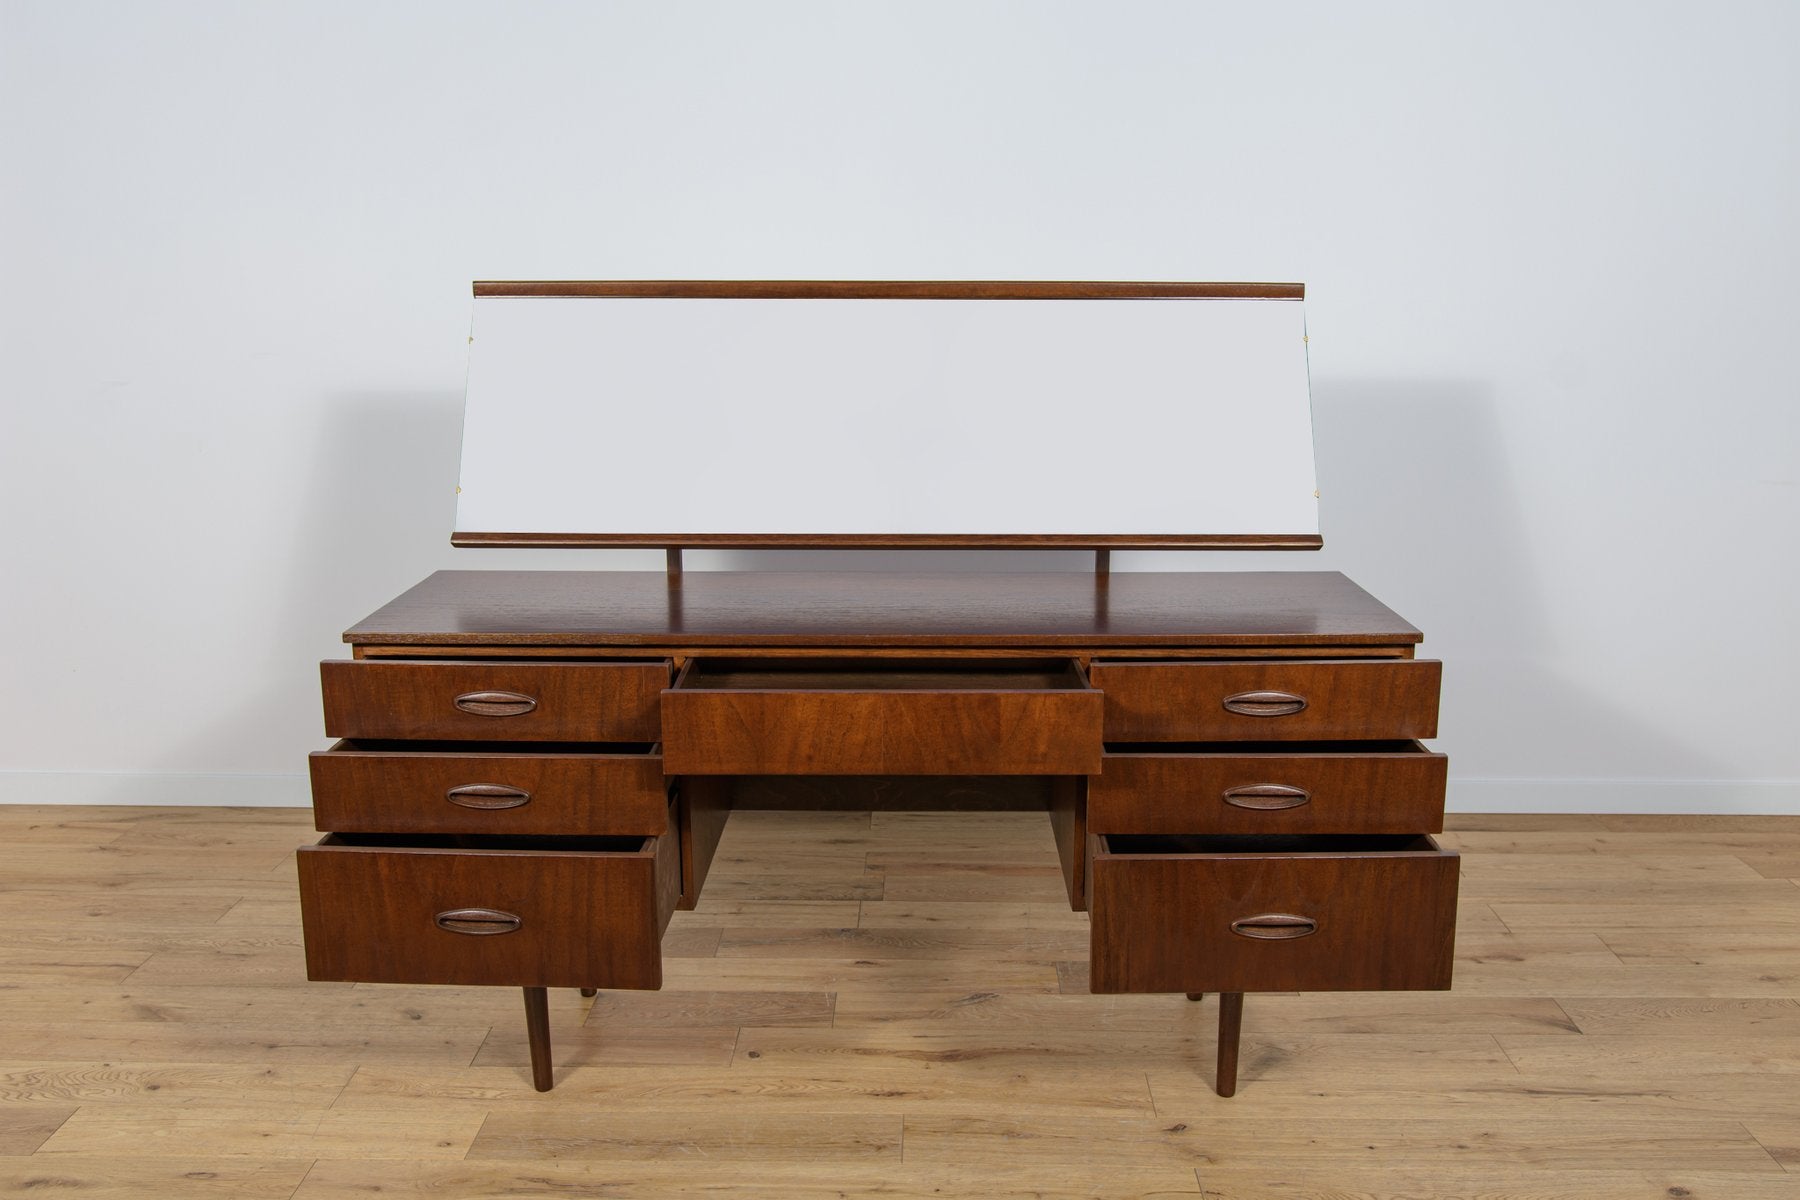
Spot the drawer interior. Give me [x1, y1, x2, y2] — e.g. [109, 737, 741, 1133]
[675, 657, 1088, 692]
[317, 832, 651, 854]
[1102, 833, 1441, 856]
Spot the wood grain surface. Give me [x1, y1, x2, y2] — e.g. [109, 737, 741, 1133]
[297, 822, 677, 989]
[321, 659, 669, 741]
[1, 803, 1796, 1198]
[340, 570, 1422, 649]
[308, 741, 668, 836]
[663, 659, 1102, 775]
[1088, 834, 1460, 992]
[1090, 741, 1448, 835]
[472, 280, 1305, 300]
[1090, 658, 1442, 742]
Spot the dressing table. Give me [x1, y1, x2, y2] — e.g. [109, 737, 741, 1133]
[296, 283, 1457, 1095]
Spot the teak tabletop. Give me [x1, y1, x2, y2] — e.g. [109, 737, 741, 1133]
[342, 570, 1422, 649]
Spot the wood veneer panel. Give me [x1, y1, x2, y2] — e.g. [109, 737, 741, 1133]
[473, 279, 1304, 300]
[319, 659, 668, 741]
[308, 741, 668, 836]
[663, 660, 1102, 775]
[1088, 834, 1460, 993]
[343, 570, 1421, 649]
[453, 532, 1325, 550]
[1048, 776, 1087, 912]
[1090, 742, 1448, 835]
[296, 828, 676, 989]
[1090, 658, 1442, 742]
[678, 776, 732, 910]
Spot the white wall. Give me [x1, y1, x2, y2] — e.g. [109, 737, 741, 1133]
[2, 1, 1794, 812]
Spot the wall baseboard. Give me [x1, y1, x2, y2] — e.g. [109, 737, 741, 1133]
[1449, 778, 1799, 815]
[0, 771, 311, 808]
[1, 771, 1795, 815]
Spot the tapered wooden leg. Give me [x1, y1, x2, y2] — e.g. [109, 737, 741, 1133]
[1216, 991, 1244, 1098]
[523, 987, 553, 1092]
[579, 988, 597, 997]
[1186, 992, 1205, 1001]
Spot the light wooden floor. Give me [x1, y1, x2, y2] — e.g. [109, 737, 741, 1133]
[1, 806, 1797, 1199]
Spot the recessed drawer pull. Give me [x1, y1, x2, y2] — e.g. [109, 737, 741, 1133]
[1230, 913, 1318, 940]
[453, 691, 538, 718]
[434, 907, 523, 936]
[445, 783, 533, 810]
[1222, 783, 1312, 810]
[1221, 690, 1308, 717]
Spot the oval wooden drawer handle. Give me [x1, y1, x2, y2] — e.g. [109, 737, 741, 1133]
[1221, 690, 1308, 717]
[1222, 783, 1311, 810]
[453, 690, 538, 718]
[1230, 913, 1318, 940]
[434, 908, 523, 936]
[445, 783, 532, 810]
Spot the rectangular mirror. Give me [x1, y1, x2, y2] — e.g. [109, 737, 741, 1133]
[453, 282, 1319, 549]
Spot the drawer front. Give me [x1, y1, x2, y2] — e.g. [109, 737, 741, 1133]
[1089, 834, 1458, 993]
[662, 660, 1102, 775]
[297, 824, 679, 989]
[321, 659, 668, 742]
[1090, 743, 1447, 835]
[308, 742, 669, 836]
[1090, 659, 1440, 742]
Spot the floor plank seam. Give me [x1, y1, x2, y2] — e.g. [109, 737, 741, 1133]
[465, 1110, 499, 1161]
[1590, 931, 1632, 967]
[323, 1064, 360, 1112]
[285, 1157, 321, 1199]
[1545, 996, 1584, 1034]
[467, 1022, 496, 1070]
[1490, 1033, 1525, 1075]
[27, 1103, 78, 1153]
[10, 808, 1800, 1188]
[1740, 1119, 1791, 1172]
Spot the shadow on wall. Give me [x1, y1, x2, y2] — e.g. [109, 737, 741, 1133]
[146, 391, 471, 799]
[1313, 378, 1725, 787]
[147, 381, 1727, 802]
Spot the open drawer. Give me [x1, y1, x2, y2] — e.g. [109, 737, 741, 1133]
[662, 657, 1102, 775]
[1090, 741, 1448, 835]
[308, 740, 669, 836]
[297, 817, 679, 990]
[1088, 833, 1458, 994]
